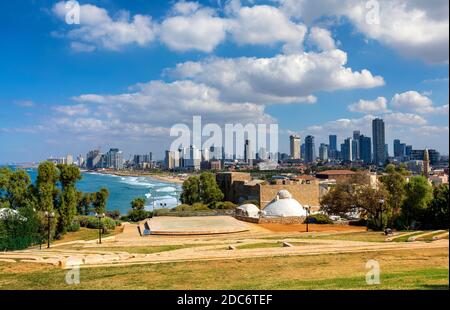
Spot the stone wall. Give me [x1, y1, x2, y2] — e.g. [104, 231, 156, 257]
[234, 215, 306, 224]
[217, 172, 321, 210]
[259, 182, 320, 209]
[216, 172, 252, 202]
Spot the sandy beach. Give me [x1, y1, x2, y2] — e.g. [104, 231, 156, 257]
[87, 169, 187, 184]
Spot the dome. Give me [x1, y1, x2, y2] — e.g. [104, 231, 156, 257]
[277, 189, 292, 199]
[263, 190, 307, 217]
[236, 204, 260, 218]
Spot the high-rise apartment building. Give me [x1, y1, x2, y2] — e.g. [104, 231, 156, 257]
[372, 118, 386, 165]
[289, 135, 301, 159]
[319, 143, 329, 161]
[342, 138, 353, 161]
[353, 131, 360, 160]
[304, 135, 315, 163]
[359, 135, 372, 164]
[106, 148, 123, 170]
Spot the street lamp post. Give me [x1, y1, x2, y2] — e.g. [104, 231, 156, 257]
[379, 199, 385, 231]
[95, 213, 105, 244]
[305, 206, 311, 233]
[44, 211, 55, 249]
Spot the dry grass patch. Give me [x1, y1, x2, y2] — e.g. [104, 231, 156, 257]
[0, 247, 447, 290]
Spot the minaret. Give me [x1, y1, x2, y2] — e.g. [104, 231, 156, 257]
[423, 148, 430, 177]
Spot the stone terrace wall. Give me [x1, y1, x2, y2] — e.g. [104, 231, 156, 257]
[235, 215, 305, 225]
[259, 182, 320, 209]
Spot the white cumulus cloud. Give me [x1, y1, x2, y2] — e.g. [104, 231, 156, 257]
[169, 49, 384, 104]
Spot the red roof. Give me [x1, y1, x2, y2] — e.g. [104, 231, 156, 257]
[316, 170, 356, 175]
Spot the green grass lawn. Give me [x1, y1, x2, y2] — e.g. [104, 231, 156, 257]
[416, 230, 449, 242]
[84, 244, 215, 254]
[392, 231, 426, 242]
[0, 247, 447, 290]
[235, 242, 283, 249]
[53, 228, 116, 244]
[292, 231, 388, 243]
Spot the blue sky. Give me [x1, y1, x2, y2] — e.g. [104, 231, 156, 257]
[0, 0, 448, 163]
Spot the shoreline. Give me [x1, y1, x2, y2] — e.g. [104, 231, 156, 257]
[85, 170, 186, 184]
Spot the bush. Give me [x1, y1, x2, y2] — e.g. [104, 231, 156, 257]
[126, 209, 151, 222]
[214, 201, 237, 210]
[191, 203, 210, 211]
[153, 208, 170, 216]
[172, 204, 193, 211]
[76, 215, 116, 232]
[349, 218, 368, 226]
[304, 214, 333, 224]
[66, 220, 80, 232]
[106, 210, 121, 220]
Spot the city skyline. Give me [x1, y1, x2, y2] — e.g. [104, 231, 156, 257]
[0, 0, 448, 163]
[5, 115, 450, 164]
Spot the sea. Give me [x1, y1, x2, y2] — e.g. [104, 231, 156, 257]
[5, 167, 182, 214]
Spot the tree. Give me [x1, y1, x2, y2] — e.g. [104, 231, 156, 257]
[379, 164, 407, 225]
[353, 184, 390, 230]
[34, 162, 59, 242]
[180, 176, 201, 205]
[424, 184, 449, 229]
[320, 182, 354, 217]
[126, 197, 150, 222]
[78, 192, 93, 215]
[35, 162, 59, 212]
[0, 168, 40, 250]
[131, 197, 146, 210]
[0, 168, 34, 210]
[199, 172, 224, 206]
[92, 188, 109, 214]
[320, 181, 390, 230]
[401, 176, 433, 229]
[56, 164, 82, 235]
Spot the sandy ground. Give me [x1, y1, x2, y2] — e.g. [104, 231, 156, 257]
[147, 216, 250, 235]
[1, 220, 447, 269]
[90, 170, 186, 184]
[259, 223, 367, 232]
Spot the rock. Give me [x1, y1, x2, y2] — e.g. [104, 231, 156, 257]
[228, 245, 236, 250]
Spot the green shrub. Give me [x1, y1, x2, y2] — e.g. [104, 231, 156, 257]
[214, 201, 237, 210]
[304, 214, 333, 224]
[349, 218, 368, 226]
[126, 209, 151, 222]
[191, 203, 210, 211]
[66, 220, 80, 232]
[106, 210, 121, 220]
[75, 215, 116, 232]
[172, 204, 193, 211]
[153, 208, 170, 216]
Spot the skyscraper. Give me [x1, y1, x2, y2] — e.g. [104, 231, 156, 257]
[304, 135, 315, 163]
[353, 131, 360, 160]
[393, 139, 406, 158]
[359, 135, 372, 164]
[342, 138, 353, 161]
[244, 139, 253, 166]
[319, 143, 328, 161]
[405, 145, 413, 157]
[106, 148, 123, 170]
[289, 135, 301, 159]
[372, 118, 386, 165]
[329, 135, 337, 159]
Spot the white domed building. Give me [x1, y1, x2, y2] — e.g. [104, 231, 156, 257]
[235, 204, 260, 219]
[262, 190, 308, 217]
